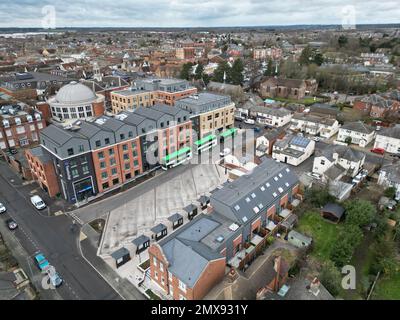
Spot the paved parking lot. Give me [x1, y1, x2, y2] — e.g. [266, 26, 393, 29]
[99, 164, 228, 255]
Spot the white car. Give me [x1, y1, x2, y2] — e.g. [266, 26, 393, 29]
[312, 137, 321, 142]
[220, 148, 231, 157]
[244, 118, 255, 125]
[30, 195, 46, 210]
[0, 203, 6, 214]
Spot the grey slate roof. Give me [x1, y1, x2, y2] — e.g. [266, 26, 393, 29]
[378, 125, 400, 140]
[210, 158, 299, 223]
[29, 146, 52, 163]
[151, 223, 167, 234]
[158, 214, 225, 288]
[288, 230, 312, 244]
[325, 164, 346, 180]
[168, 213, 183, 223]
[341, 121, 374, 134]
[110, 247, 130, 260]
[183, 203, 197, 213]
[322, 203, 345, 219]
[132, 235, 150, 247]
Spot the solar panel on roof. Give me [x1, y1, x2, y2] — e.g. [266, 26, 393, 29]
[291, 136, 310, 148]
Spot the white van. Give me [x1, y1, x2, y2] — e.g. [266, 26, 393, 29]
[30, 195, 46, 210]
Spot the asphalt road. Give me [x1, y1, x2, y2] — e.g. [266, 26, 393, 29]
[0, 172, 121, 300]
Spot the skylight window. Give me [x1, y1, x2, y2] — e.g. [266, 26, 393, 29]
[251, 193, 256, 198]
[242, 216, 248, 223]
[245, 197, 250, 203]
[258, 203, 263, 209]
[274, 176, 278, 181]
[285, 182, 290, 187]
[278, 173, 283, 178]
[260, 186, 265, 191]
[278, 187, 284, 193]
[234, 204, 240, 211]
[253, 206, 260, 213]
[266, 183, 271, 188]
[286, 168, 290, 173]
[273, 192, 278, 197]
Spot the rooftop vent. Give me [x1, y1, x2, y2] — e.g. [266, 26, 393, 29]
[228, 223, 239, 232]
[215, 236, 224, 243]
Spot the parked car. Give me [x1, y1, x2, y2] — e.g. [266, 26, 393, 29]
[390, 153, 400, 159]
[30, 195, 46, 210]
[220, 148, 231, 157]
[34, 252, 50, 271]
[8, 148, 17, 155]
[0, 203, 6, 214]
[253, 127, 261, 133]
[370, 148, 385, 155]
[5, 218, 18, 230]
[46, 267, 63, 288]
[312, 136, 321, 142]
[244, 118, 255, 125]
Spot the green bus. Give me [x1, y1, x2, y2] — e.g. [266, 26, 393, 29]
[161, 146, 192, 170]
[193, 134, 217, 154]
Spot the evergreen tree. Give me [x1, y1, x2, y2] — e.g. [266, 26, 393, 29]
[179, 62, 194, 80]
[194, 63, 204, 80]
[212, 61, 231, 83]
[230, 58, 244, 85]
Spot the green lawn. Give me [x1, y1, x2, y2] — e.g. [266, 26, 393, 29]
[273, 97, 325, 106]
[297, 211, 344, 261]
[372, 268, 400, 300]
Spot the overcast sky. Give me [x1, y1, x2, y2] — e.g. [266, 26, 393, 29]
[0, 0, 398, 28]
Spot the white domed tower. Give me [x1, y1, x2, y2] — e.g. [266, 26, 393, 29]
[47, 81, 105, 121]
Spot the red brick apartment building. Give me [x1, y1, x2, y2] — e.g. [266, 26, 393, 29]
[0, 105, 46, 150]
[29, 104, 193, 203]
[148, 158, 300, 300]
[25, 146, 60, 197]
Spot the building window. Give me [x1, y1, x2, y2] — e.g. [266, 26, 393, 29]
[82, 164, 89, 175]
[101, 172, 108, 180]
[102, 182, 109, 189]
[133, 160, 139, 167]
[67, 148, 74, 156]
[71, 168, 79, 178]
[111, 168, 117, 176]
[98, 152, 104, 159]
[122, 144, 128, 151]
[124, 163, 130, 170]
[110, 158, 116, 166]
[79, 145, 84, 152]
[100, 161, 106, 169]
[95, 140, 101, 147]
[178, 280, 186, 292]
[109, 149, 115, 156]
[112, 178, 119, 185]
[105, 138, 110, 145]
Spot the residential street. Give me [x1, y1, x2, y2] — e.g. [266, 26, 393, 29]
[0, 162, 122, 300]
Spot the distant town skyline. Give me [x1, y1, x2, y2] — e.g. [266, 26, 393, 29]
[0, 0, 399, 28]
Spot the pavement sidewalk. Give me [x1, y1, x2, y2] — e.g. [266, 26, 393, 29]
[79, 235, 146, 300]
[0, 160, 74, 216]
[0, 224, 62, 300]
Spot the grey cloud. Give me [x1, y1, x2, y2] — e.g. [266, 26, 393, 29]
[0, 0, 398, 27]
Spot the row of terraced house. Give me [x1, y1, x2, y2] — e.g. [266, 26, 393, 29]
[148, 158, 301, 300]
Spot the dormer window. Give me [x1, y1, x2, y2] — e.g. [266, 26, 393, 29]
[35, 113, 41, 120]
[3, 120, 9, 128]
[27, 115, 33, 123]
[15, 117, 21, 125]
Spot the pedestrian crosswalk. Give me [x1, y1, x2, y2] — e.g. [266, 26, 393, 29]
[70, 212, 84, 225]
